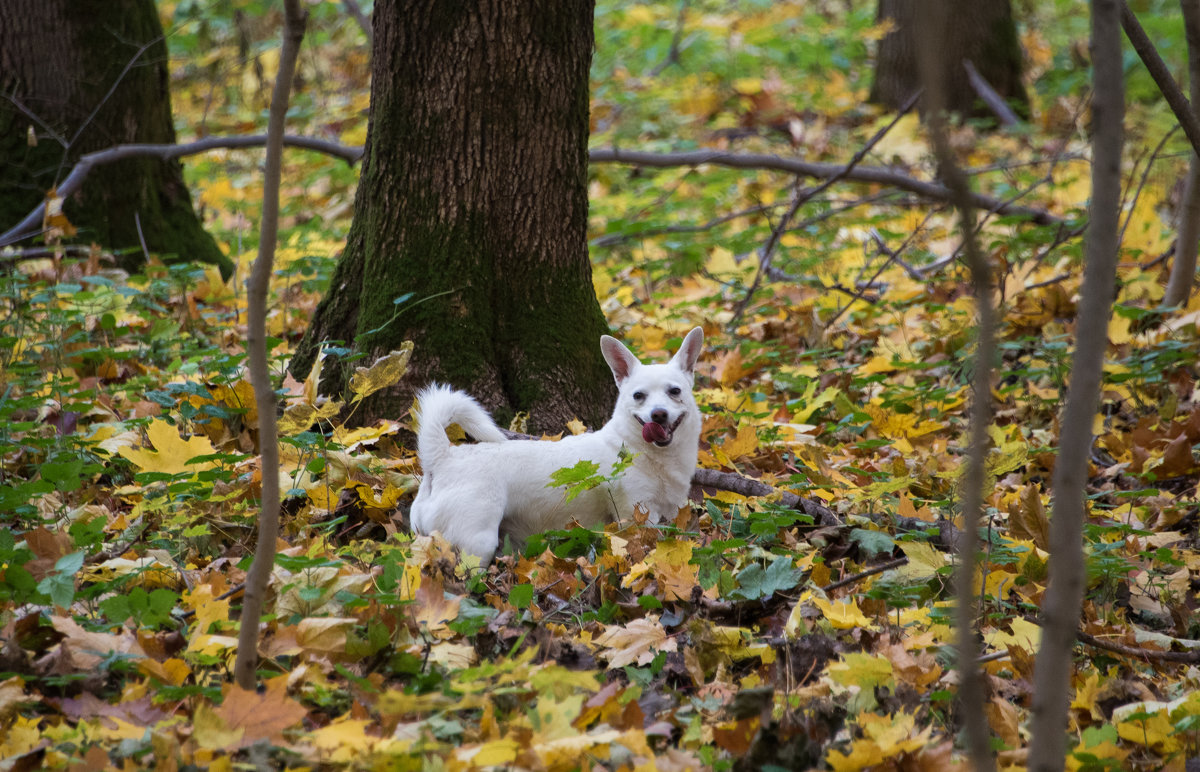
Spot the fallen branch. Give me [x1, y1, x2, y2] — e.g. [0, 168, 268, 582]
[588, 147, 1064, 226]
[1, 135, 363, 247]
[1076, 629, 1200, 664]
[4, 136, 1066, 249]
[690, 467, 841, 527]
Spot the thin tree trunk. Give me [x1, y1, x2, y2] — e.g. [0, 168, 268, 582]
[292, 0, 613, 434]
[1163, 0, 1200, 308]
[233, 0, 307, 691]
[0, 0, 229, 274]
[915, 3, 996, 768]
[1028, 0, 1124, 768]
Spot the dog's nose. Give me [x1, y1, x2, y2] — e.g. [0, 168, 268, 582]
[650, 408, 669, 425]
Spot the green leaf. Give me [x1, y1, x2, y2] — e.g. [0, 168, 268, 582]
[850, 528, 896, 559]
[728, 556, 803, 601]
[41, 457, 85, 492]
[509, 583, 534, 609]
[546, 460, 601, 503]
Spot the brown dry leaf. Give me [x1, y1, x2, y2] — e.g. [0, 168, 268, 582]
[212, 675, 308, 749]
[1008, 485, 1050, 549]
[48, 616, 148, 672]
[0, 677, 27, 722]
[647, 540, 699, 602]
[594, 616, 677, 669]
[986, 698, 1021, 749]
[294, 617, 355, 655]
[409, 574, 462, 639]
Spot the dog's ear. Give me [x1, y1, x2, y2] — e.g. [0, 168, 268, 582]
[600, 335, 640, 385]
[671, 327, 704, 378]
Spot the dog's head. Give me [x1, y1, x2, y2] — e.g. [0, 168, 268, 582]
[600, 327, 704, 449]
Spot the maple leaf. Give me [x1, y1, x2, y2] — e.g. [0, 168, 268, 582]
[117, 418, 217, 477]
[594, 616, 677, 669]
[645, 539, 699, 601]
[806, 592, 879, 631]
[728, 556, 802, 601]
[210, 675, 308, 750]
[408, 574, 462, 639]
[349, 342, 413, 403]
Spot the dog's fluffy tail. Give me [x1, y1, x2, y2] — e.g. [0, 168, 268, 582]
[414, 383, 507, 471]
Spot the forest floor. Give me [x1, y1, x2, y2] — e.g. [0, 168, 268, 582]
[2, 1, 1200, 770]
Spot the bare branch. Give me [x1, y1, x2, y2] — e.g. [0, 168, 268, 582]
[690, 467, 841, 527]
[1120, 1, 1200, 157]
[1164, 0, 1200, 308]
[0, 134, 362, 247]
[963, 59, 1022, 127]
[588, 147, 1064, 226]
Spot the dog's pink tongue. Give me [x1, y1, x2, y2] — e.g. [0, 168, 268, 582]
[642, 421, 669, 444]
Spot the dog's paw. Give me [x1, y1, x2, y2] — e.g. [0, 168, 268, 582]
[642, 421, 669, 444]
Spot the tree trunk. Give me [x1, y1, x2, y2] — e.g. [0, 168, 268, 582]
[870, 0, 1030, 123]
[292, 0, 615, 433]
[1028, 0, 1124, 768]
[0, 0, 229, 275]
[1163, 0, 1200, 308]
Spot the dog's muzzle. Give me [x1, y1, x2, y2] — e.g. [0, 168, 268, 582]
[638, 413, 684, 447]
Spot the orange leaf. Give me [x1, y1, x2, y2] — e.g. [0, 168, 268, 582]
[213, 676, 308, 749]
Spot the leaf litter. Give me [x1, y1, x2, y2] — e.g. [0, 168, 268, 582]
[1, 1, 1200, 770]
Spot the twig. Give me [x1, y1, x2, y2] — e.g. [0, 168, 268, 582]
[868, 229, 923, 280]
[1118, 125, 1179, 249]
[2, 93, 68, 148]
[133, 212, 151, 263]
[963, 59, 1022, 127]
[58, 34, 164, 181]
[821, 557, 909, 593]
[1121, 1, 1200, 157]
[590, 201, 785, 247]
[728, 90, 923, 329]
[588, 148, 1064, 226]
[647, 1, 688, 77]
[825, 205, 945, 327]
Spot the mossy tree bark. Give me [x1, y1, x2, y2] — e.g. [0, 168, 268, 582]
[870, 0, 1030, 123]
[293, 0, 616, 433]
[0, 0, 228, 274]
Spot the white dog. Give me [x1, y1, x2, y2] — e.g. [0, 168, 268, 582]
[410, 327, 704, 562]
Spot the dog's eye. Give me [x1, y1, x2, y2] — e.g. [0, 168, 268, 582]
[633, 391, 646, 401]
[668, 386, 682, 397]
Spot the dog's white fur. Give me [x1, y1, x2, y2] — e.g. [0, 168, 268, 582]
[410, 327, 704, 561]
